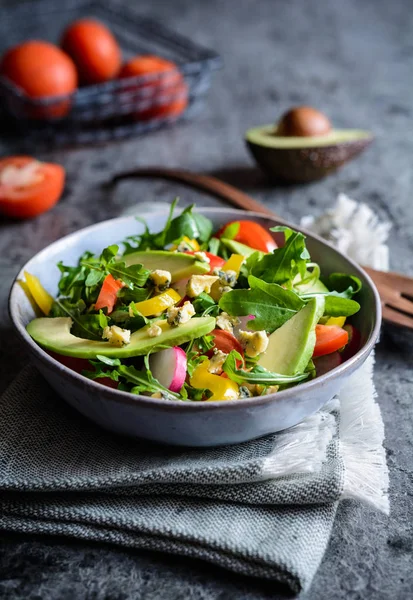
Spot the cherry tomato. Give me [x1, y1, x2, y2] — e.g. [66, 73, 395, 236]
[48, 352, 118, 389]
[313, 324, 349, 358]
[0, 41, 77, 118]
[340, 324, 361, 361]
[185, 251, 225, 274]
[61, 19, 121, 85]
[119, 55, 188, 121]
[216, 221, 277, 253]
[0, 156, 65, 219]
[207, 329, 244, 359]
[95, 274, 124, 314]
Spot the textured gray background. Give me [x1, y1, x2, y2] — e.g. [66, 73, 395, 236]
[0, 0, 412, 598]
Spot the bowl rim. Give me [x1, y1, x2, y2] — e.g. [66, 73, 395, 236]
[9, 207, 382, 412]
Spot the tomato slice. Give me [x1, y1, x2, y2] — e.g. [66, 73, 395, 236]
[340, 324, 361, 361]
[0, 156, 65, 219]
[313, 325, 349, 358]
[95, 274, 124, 314]
[216, 221, 277, 253]
[185, 251, 225, 274]
[48, 352, 118, 389]
[207, 329, 244, 359]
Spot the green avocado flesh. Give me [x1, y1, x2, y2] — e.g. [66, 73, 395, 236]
[220, 238, 261, 258]
[27, 316, 216, 359]
[258, 296, 325, 375]
[246, 125, 373, 148]
[124, 251, 209, 282]
[295, 277, 329, 294]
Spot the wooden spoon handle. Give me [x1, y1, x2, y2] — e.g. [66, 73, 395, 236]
[111, 166, 288, 223]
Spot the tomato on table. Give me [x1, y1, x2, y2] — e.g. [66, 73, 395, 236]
[95, 274, 124, 314]
[313, 324, 349, 358]
[0, 156, 65, 219]
[61, 19, 122, 85]
[0, 41, 77, 118]
[119, 55, 188, 121]
[184, 251, 225, 274]
[48, 352, 118, 389]
[216, 221, 277, 253]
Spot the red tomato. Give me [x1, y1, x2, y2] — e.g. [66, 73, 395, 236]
[61, 19, 121, 85]
[0, 41, 77, 118]
[0, 156, 65, 219]
[216, 220, 277, 253]
[185, 251, 225, 274]
[48, 352, 118, 389]
[95, 274, 124, 314]
[207, 329, 244, 359]
[119, 55, 188, 121]
[313, 325, 349, 358]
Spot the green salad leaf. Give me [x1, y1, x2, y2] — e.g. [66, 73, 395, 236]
[250, 226, 310, 285]
[81, 245, 149, 290]
[222, 351, 309, 385]
[324, 273, 362, 296]
[219, 275, 304, 332]
[118, 364, 181, 400]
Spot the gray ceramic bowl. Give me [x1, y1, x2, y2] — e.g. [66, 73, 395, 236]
[9, 208, 381, 447]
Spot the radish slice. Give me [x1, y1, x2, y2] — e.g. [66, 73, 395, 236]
[171, 278, 189, 298]
[149, 346, 187, 392]
[313, 352, 342, 377]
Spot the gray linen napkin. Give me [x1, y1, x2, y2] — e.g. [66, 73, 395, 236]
[0, 358, 388, 595]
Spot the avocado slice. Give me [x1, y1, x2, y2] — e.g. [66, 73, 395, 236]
[258, 296, 325, 375]
[124, 251, 209, 282]
[220, 238, 263, 258]
[246, 124, 373, 182]
[27, 316, 215, 359]
[294, 277, 329, 294]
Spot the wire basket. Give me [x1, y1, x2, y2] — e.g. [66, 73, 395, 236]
[0, 0, 222, 146]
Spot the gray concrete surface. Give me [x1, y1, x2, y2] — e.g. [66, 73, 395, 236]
[0, 0, 412, 598]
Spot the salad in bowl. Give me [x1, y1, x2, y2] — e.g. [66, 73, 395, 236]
[22, 201, 362, 403]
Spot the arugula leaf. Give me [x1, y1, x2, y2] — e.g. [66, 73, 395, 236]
[51, 298, 103, 340]
[85, 269, 105, 288]
[95, 355, 121, 366]
[208, 237, 220, 255]
[219, 275, 304, 332]
[325, 273, 362, 297]
[117, 364, 181, 400]
[251, 226, 310, 285]
[110, 303, 149, 332]
[82, 357, 120, 382]
[117, 287, 150, 304]
[107, 261, 149, 289]
[192, 293, 217, 316]
[164, 204, 213, 245]
[222, 351, 309, 385]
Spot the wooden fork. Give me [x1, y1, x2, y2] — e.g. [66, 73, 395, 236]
[111, 166, 413, 329]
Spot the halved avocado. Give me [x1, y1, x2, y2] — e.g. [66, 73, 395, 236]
[246, 124, 373, 182]
[27, 316, 216, 359]
[124, 250, 209, 282]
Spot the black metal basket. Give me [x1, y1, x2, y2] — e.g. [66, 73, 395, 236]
[0, 0, 222, 146]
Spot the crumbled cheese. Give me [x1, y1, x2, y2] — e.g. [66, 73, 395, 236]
[102, 325, 131, 347]
[216, 312, 240, 333]
[237, 330, 269, 357]
[208, 349, 228, 374]
[194, 251, 210, 264]
[151, 392, 163, 399]
[166, 301, 195, 326]
[239, 385, 252, 398]
[213, 268, 238, 287]
[147, 324, 162, 338]
[217, 285, 233, 299]
[186, 275, 219, 298]
[150, 269, 172, 292]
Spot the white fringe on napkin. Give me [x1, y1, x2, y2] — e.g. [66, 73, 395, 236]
[301, 193, 391, 271]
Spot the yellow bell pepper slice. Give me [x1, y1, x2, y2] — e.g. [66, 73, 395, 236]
[222, 253, 244, 276]
[325, 316, 346, 328]
[190, 359, 239, 401]
[134, 289, 181, 317]
[170, 236, 200, 252]
[23, 271, 54, 315]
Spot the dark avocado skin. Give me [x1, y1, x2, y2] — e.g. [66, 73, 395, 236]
[247, 137, 373, 182]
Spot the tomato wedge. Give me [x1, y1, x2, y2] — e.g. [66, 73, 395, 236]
[185, 251, 225, 274]
[313, 324, 349, 358]
[95, 274, 124, 314]
[340, 324, 361, 361]
[0, 156, 65, 219]
[207, 329, 244, 359]
[216, 220, 277, 253]
[48, 352, 118, 389]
